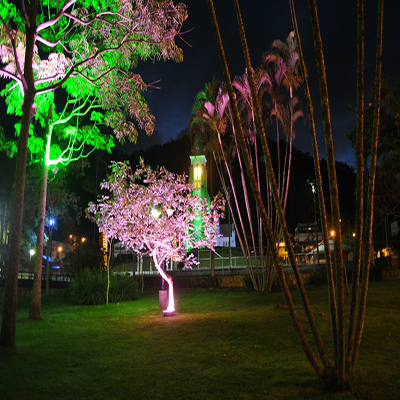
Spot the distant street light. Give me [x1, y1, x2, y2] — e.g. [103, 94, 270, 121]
[29, 249, 35, 264]
[81, 237, 87, 243]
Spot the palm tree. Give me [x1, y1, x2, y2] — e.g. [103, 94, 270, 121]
[190, 80, 227, 276]
[190, 80, 221, 198]
[264, 32, 303, 215]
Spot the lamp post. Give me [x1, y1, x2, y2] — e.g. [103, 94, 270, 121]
[308, 180, 319, 266]
[46, 215, 55, 296]
[29, 249, 35, 274]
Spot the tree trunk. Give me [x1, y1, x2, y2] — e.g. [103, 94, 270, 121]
[30, 104, 53, 320]
[29, 163, 49, 319]
[232, 0, 331, 371]
[351, 0, 384, 374]
[346, 0, 365, 371]
[154, 257, 175, 314]
[0, 2, 37, 348]
[46, 226, 53, 296]
[307, 0, 346, 385]
[289, 0, 338, 366]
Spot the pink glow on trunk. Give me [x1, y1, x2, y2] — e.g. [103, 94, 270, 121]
[155, 261, 175, 313]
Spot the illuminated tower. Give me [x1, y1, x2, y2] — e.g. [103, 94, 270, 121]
[189, 146, 210, 243]
[189, 154, 210, 202]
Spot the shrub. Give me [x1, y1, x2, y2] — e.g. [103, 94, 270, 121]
[72, 269, 107, 305]
[109, 273, 140, 302]
[72, 270, 140, 305]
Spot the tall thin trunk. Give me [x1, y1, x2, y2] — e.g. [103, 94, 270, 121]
[232, 0, 330, 371]
[352, 0, 384, 373]
[29, 164, 49, 319]
[207, 0, 323, 377]
[346, 0, 365, 371]
[306, 0, 346, 384]
[45, 218, 55, 296]
[46, 225, 53, 296]
[289, 0, 338, 365]
[231, 123, 262, 289]
[0, 2, 38, 348]
[215, 129, 258, 288]
[30, 104, 53, 320]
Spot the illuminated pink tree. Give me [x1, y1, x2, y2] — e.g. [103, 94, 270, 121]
[87, 160, 224, 315]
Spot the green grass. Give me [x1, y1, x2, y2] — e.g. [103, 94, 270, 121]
[1, 281, 399, 399]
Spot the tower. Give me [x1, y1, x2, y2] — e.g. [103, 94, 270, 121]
[189, 150, 210, 202]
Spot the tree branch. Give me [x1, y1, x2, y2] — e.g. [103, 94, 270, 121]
[0, 15, 27, 90]
[37, 0, 76, 32]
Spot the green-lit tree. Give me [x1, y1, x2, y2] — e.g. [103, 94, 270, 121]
[0, 0, 187, 348]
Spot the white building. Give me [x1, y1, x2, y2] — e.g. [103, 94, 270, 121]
[216, 223, 236, 248]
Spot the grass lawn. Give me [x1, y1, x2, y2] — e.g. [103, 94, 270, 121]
[1, 281, 399, 399]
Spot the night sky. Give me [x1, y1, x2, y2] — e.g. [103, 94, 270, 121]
[0, 1, 397, 166]
[131, 0, 399, 166]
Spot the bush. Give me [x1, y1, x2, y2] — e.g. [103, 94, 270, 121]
[72, 270, 140, 305]
[109, 273, 140, 302]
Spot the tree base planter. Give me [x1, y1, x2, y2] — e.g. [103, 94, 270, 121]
[159, 289, 168, 310]
[163, 310, 176, 317]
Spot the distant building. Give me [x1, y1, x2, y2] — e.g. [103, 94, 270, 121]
[216, 223, 236, 248]
[307, 240, 352, 264]
[295, 222, 322, 253]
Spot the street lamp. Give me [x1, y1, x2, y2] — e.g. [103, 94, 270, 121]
[307, 179, 319, 265]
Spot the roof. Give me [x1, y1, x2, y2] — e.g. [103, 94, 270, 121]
[308, 239, 352, 254]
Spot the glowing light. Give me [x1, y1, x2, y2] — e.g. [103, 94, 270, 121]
[156, 264, 176, 316]
[352, 232, 356, 237]
[57, 246, 63, 252]
[330, 230, 336, 237]
[81, 237, 86, 243]
[49, 218, 55, 226]
[69, 234, 73, 239]
[151, 208, 161, 219]
[194, 165, 202, 189]
[29, 249, 35, 256]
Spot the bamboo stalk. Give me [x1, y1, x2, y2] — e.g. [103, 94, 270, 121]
[206, 0, 323, 377]
[232, 0, 331, 371]
[352, 0, 384, 373]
